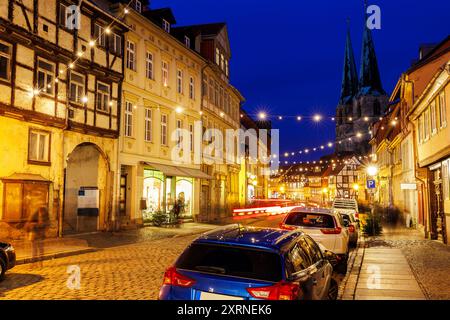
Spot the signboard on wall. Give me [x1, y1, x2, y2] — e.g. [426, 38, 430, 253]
[77, 187, 99, 217]
[401, 183, 417, 190]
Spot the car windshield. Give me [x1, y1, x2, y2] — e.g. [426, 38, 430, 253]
[285, 212, 336, 229]
[176, 243, 282, 282]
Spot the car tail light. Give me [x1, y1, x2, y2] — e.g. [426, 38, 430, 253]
[355, 212, 359, 219]
[348, 225, 355, 233]
[279, 223, 296, 230]
[320, 227, 342, 234]
[247, 281, 300, 300]
[163, 267, 196, 288]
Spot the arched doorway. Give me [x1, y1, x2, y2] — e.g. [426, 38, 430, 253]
[63, 143, 110, 235]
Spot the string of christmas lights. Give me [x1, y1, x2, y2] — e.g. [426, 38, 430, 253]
[30, 0, 136, 99]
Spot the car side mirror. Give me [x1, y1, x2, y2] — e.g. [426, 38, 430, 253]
[323, 250, 339, 267]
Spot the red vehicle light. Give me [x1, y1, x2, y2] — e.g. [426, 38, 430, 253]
[320, 227, 342, 234]
[247, 281, 300, 300]
[348, 225, 355, 233]
[355, 212, 359, 219]
[163, 266, 196, 288]
[279, 223, 296, 230]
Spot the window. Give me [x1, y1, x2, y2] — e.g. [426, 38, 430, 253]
[220, 86, 224, 108]
[343, 176, 349, 184]
[97, 82, 110, 112]
[215, 48, 220, 65]
[443, 160, 449, 201]
[175, 243, 282, 283]
[110, 33, 122, 55]
[59, 3, 69, 27]
[162, 61, 169, 87]
[146, 52, 154, 79]
[202, 75, 208, 98]
[225, 60, 229, 77]
[161, 114, 168, 146]
[2, 181, 49, 222]
[94, 24, 106, 47]
[220, 53, 225, 71]
[37, 58, 55, 95]
[28, 129, 50, 163]
[424, 109, 430, 140]
[184, 36, 190, 48]
[177, 69, 183, 94]
[189, 124, 194, 152]
[126, 40, 136, 71]
[209, 79, 214, 102]
[418, 114, 423, 143]
[0, 41, 12, 81]
[176, 119, 183, 147]
[162, 19, 170, 33]
[286, 243, 311, 274]
[215, 82, 219, 106]
[125, 102, 133, 137]
[144, 108, 152, 142]
[439, 92, 447, 128]
[69, 71, 85, 104]
[189, 76, 195, 100]
[430, 101, 437, 135]
[133, 0, 142, 12]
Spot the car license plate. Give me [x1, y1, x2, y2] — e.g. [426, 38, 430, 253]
[199, 292, 244, 300]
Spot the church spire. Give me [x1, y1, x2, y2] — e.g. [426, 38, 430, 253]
[358, 2, 385, 95]
[339, 20, 358, 105]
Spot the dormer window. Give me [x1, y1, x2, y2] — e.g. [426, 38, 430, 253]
[184, 36, 191, 48]
[215, 48, 220, 65]
[162, 19, 171, 33]
[134, 0, 142, 13]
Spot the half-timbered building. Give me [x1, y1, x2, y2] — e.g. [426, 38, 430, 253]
[0, 0, 127, 239]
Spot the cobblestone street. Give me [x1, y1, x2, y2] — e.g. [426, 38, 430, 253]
[0, 216, 286, 300]
[0, 234, 198, 300]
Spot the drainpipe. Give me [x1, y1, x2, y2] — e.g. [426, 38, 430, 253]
[404, 75, 428, 235]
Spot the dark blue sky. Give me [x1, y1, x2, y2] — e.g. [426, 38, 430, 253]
[153, 0, 450, 161]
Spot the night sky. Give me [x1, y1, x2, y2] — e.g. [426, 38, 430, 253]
[152, 0, 450, 161]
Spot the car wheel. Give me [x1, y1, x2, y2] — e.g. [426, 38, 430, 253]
[335, 259, 348, 275]
[0, 256, 6, 281]
[328, 279, 338, 300]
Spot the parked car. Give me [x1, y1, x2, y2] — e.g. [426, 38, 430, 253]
[340, 212, 359, 247]
[279, 207, 349, 274]
[0, 242, 16, 280]
[159, 224, 338, 300]
[332, 198, 359, 220]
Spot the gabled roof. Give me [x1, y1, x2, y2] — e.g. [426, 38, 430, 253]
[173, 22, 227, 36]
[406, 35, 450, 74]
[142, 7, 177, 24]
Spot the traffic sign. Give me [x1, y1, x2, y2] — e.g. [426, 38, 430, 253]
[367, 180, 376, 189]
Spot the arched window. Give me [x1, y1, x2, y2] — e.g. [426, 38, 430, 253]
[374, 100, 381, 116]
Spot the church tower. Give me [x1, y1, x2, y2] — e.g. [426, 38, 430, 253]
[335, 24, 358, 154]
[335, 11, 388, 155]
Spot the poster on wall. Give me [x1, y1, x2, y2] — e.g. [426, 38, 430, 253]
[77, 187, 100, 217]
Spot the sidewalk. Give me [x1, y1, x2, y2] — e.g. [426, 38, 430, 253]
[9, 216, 266, 265]
[340, 227, 427, 300]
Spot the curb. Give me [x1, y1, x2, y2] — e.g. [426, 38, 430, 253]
[15, 248, 99, 266]
[338, 238, 366, 300]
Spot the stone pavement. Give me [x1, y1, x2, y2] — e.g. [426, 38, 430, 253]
[341, 227, 429, 300]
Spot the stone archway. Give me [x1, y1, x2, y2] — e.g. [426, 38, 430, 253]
[63, 143, 110, 235]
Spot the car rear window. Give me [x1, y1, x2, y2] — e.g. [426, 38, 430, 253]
[285, 212, 335, 229]
[176, 243, 282, 282]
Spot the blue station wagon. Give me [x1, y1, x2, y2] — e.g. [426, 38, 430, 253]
[159, 224, 338, 300]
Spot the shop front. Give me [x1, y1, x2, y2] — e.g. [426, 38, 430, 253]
[141, 162, 212, 222]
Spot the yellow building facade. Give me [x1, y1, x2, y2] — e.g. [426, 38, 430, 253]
[0, 0, 127, 239]
[115, 5, 209, 226]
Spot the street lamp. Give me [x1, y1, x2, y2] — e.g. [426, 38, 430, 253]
[367, 165, 378, 177]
